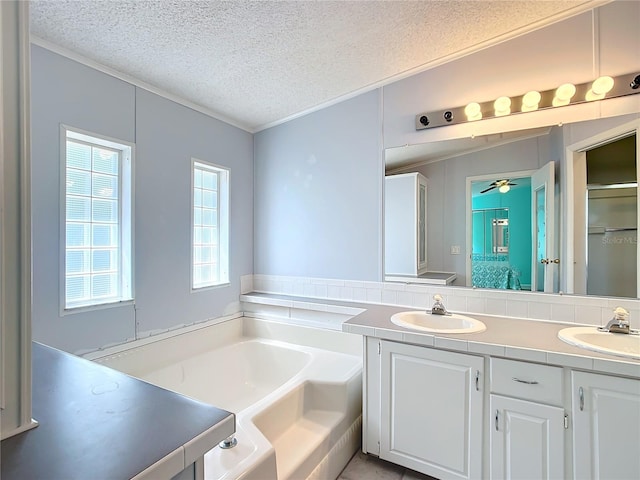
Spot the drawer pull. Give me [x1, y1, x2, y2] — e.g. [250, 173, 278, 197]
[512, 377, 539, 385]
[579, 386, 584, 411]
[475, 370, 480, 391]
[495, 409, 499, 431]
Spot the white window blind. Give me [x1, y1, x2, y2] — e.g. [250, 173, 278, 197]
[62, 127, 133, 310]
[192, 160, 229, 289]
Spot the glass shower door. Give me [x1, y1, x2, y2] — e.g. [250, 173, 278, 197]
[587, 186, 637, 297]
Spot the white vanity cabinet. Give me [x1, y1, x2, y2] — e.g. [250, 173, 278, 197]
[377, 340, 484, 480]
[360, 333, 640, 480]
[384, 172, 428, 277]
[571, 371, 640, 480]
[489, 358, 565, 479]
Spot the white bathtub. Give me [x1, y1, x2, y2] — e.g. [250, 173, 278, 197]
[91, 317, 363, 480]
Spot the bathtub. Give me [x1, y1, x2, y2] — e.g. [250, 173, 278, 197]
[90, 317, 363, 480]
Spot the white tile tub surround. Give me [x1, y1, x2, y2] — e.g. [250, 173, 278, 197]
[240, 274, 254, 294]
[241, 294, 366, 332]
[248, 274, 640, 329]
[91, 317, 363, 480]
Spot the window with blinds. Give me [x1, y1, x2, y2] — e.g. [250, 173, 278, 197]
[62, 127, 133, 311]
[192, 160, 229, 289]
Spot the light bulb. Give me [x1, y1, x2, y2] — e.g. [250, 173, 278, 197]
[553, 83, 576, 106]
[585, 89, 602, 101]
[494, 96, 511, 116]
[498, 184, 510, 193]
[586, 76, 615, 101]
[521, 90, 541, 112]
[464, 102, 482, 121]
[592, 76, 614, 95]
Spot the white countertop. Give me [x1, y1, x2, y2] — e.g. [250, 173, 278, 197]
[241, 292, 640, 378]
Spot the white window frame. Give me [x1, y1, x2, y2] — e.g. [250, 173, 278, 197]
[60, 125, 134, 313]
[191, 159, 229, 290]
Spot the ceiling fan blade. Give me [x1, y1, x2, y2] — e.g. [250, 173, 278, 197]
[480, 186, 496, 194]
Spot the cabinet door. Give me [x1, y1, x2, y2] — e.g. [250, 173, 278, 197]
[380, 341, 483, 480]
[572, 371, 640, 479]
[490, 394, 565, 479]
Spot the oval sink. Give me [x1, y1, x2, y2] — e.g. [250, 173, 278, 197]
[558, 327, 640, 360]
[390, 311, 486, 334]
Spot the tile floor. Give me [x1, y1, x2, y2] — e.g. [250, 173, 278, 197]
[337, 451, 437, 480]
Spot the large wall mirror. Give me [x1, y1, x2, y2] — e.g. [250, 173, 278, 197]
[384, 113, 640, 299]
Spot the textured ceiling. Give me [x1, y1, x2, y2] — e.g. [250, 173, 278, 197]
[29, 0, 598, 132]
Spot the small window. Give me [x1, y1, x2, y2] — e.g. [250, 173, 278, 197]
[61, 126, 133, 311]
[192, 160, 229, 289]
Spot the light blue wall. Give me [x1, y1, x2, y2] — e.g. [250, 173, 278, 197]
[30, 46, 253, 353]
[254, 91, 382, 281]
[31, 45, 137, 352]
[133, 89, 253, 334]
[381, 1, 639, 150]
[381, 10, 595, 150]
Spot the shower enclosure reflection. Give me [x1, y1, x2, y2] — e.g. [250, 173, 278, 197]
[587, 186, 637, 297]
[583, 135, 637, 298]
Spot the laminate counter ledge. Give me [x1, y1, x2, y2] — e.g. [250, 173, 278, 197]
[1, 342, 235, 480]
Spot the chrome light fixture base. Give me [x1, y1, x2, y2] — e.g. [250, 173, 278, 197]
[415, 72, 640, 131]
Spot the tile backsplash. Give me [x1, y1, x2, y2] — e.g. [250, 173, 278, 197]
[243, 274, 640, 330]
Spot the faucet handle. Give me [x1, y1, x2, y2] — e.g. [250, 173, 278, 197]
[430, 294, 447, 315]
[614, 307, 630, 325]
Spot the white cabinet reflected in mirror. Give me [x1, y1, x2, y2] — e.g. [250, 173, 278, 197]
[384, 172, 457, 285]
[384, 172, 427, 277]
[384, 114, 640, 298]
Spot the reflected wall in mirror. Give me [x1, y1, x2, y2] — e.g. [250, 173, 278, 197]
[384, 113, 640, 298]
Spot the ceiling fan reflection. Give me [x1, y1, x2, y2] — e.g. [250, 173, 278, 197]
[480, 179, 517, 194]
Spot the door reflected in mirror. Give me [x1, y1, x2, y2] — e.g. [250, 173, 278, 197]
[535, 186, 547, 292]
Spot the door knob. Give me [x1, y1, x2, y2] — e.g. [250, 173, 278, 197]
[540, 258, 560, 264]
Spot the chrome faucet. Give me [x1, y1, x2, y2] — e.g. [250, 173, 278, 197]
[431, 294, 449, 316]
[599, 307, 631, 334]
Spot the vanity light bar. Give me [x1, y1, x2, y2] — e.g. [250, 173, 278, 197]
[415, 72, 640, 131]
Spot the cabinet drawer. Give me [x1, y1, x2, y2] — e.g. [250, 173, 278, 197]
[490, 358, 563, 406]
